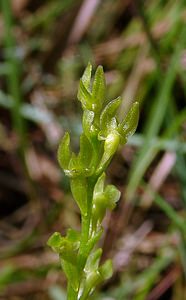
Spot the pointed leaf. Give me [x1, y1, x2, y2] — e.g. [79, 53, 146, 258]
[100, 97, 121, 137]
[118, 102, 139, 142]
[68, 152, 77, 170]
[65, 152, 81, 177]
[77, 80, 92, 110]
[92, 66, 106, 112]
[78, 134, 93, 169]
[82, 62, 92, 90]
[70, 177, 87, 216]
[57, 132, 71, 170]
[82, 109, 95, 139]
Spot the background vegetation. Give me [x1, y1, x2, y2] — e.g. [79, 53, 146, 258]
[0, 0, 186, 299]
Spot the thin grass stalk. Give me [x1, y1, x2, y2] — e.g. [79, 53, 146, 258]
[1, 0, 26, 154]
[126, 24, 186, 201]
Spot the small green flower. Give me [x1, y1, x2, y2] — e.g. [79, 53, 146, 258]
[48, 63, 139, 300]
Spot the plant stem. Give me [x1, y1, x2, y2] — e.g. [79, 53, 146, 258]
[75, 181, 95, 299]
[67, 282, 78, 300]
[78, 183, 93, 271]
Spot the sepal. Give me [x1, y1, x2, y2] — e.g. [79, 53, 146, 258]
[78, 134, 94, 172]
[58, 132, 94, 178]
[82, 109, 97, 140]
[82, 62, 92, 90]
[70, 177, 88, 216]
[118, 101, 139, 143]
[92, 66, 106, 112]
[99, 97, 121, 139]
[57, 132, 72, 170]
[78, 79, 93, 111]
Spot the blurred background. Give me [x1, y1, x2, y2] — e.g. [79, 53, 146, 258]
[0, 0, 186, 299]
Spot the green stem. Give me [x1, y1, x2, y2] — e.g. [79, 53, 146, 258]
[78, 183, 93, 272]
[67, 283, 78, 300]
[75, 181, 95, 299]
[78, 215, 90, 273]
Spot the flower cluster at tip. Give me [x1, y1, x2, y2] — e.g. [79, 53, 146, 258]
[57, 62, 139, 181]
[47, 63, 139, 299]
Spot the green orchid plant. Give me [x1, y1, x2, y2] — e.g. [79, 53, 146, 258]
[47, 63, 139, 300]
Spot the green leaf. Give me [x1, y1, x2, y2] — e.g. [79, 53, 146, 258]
[70, 177, 87, 216]
[57, 132, 71, 170]
[99, 97, 121, 139]
[77, 80, 92, 110]
[82, 62, 92, 90]
[67, 152, 82, 177]
[82, 109, 96, 139]
[78, 134, 93, 171]
[92, 66, 106, 112]
[118, 102, 139, 142]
